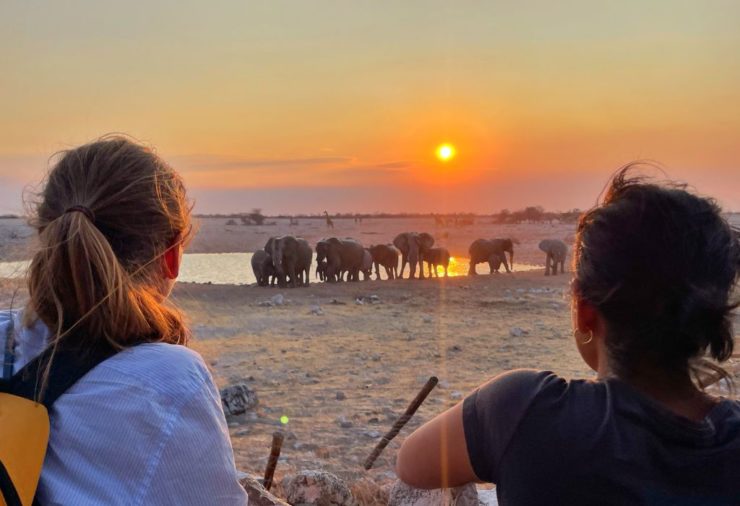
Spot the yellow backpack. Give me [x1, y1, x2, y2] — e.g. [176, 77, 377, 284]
[1, 323, 114, 506]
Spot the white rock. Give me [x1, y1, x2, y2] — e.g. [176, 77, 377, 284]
[220, 384, 259, 416]
[477, 488, 499, 505]
[271, 293, 285, 306]
[509, 327, 529, 337]
[388, 480, 479, 505]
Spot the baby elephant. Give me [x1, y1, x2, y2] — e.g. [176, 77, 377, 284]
[251, 250, 276, 286]
[539, 239, 568, 276]
[316, 260, 328, 281]
[423, 247, 451, 278]
[368, 244, 400, 280]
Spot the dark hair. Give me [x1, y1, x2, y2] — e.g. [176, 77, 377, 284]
[574, 165, 739, 380]
[25, 135, 192, 356]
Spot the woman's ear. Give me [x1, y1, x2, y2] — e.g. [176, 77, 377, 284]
[575, 297, 600, 334]
[163, 242, 182, 280]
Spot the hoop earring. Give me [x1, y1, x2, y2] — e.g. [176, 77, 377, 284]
[573, 328, 593, 344]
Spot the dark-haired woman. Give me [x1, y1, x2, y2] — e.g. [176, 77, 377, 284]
[396, 168, 740, 505]
[0, 137, 248, 504]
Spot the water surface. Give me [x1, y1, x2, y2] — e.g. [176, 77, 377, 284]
[0, 253, 543, 285]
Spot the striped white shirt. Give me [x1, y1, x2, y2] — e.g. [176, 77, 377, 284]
[1, 310, 248, 505]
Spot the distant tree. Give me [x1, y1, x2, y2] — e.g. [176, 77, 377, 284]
[559, 209, 582, 223]
[492, 209, 511, 223]
[523, 206, 545, 223]
[248, 208, 266, 226]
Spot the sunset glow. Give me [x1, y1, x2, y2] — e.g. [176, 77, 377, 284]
[0, 2, 739, 214]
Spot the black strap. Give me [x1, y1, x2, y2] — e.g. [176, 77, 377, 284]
[0, 460, 22, 506]
[3, 344, 116, 409]
[3, 310, 16, 381]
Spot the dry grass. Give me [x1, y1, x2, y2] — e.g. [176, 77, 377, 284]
[350, 477, 390, 506]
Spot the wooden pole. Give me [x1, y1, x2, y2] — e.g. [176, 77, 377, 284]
[263, 431, 284, 491]
[363, 376, 438, 470]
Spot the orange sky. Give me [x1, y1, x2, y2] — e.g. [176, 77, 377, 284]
[1, 1, 739, 213]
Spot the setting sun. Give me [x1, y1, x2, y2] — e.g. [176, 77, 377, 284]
[436, 143, 456, 162]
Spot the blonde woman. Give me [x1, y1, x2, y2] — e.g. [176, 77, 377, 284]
[0, 137, 248, 504]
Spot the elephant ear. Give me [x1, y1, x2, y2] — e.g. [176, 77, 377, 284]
[327, 237, 342, 246]
[283, 235, 298, 248]
[393, 233, 408, 249]
[265, 237, 275, 252]
[419, 233, 435, 249]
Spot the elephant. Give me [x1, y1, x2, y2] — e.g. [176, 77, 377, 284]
[468, 238, 515, 275]
[393, 232, 435, 279]
[266, 236, 312, 287]
[317, 237, 365, 282]
[316, 259, 328, 281]
[315, 239, 333, 281]
[251, 249, 276, 287]
[423, 247, 451, 278]
[361, 249, 373, 281]
[368, 244, 399, 280]
[539, 239, 568, 275]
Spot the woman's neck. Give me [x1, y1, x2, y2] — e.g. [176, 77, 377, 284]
[603, 364, 720, 422]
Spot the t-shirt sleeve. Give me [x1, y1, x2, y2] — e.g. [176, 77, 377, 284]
[462, 369, 564, 483]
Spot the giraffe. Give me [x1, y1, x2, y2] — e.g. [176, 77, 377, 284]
[324, 211, 334, 229]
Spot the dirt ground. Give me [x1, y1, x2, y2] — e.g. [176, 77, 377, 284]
[175, 271, 586, 488]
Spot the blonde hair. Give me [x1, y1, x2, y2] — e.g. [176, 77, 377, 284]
[24, 136, 192, 379]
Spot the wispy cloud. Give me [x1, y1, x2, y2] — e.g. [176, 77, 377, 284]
[169, 155, 353, 172]
[167, 153, 414, 189]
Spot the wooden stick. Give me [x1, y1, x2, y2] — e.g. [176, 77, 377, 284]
[363, 376, 438, 470]
[263, 431, 284, 491]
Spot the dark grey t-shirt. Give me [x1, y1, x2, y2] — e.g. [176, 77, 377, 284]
[463, 369, 740, 505]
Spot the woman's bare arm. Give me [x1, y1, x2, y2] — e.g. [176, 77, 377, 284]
[395, 401, 480, 489]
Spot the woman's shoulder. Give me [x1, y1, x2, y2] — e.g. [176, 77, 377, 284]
[467, 369, 606, 430]
[473, 369, 571, 404]
[96, 343, 214, 399]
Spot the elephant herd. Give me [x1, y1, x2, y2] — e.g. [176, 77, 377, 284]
[251, 232, 569, 288]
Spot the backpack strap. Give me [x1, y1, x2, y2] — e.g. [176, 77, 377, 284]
[6, 344, 117, 409]
[0, 460, 22, 506]
[2, 311, 15, 381]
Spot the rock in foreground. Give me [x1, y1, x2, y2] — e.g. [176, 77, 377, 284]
[239, 473, 290, 506]
[282, 470, 356, 506]
[388, 480, 479, 506]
